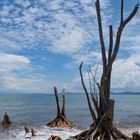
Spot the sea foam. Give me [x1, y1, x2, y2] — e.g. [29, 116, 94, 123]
[0, 126, 140, 140]
[0, 126, 82, 140]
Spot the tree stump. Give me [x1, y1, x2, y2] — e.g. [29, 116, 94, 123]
[47, 87, 73, 128]
[2, 112, 11, 127]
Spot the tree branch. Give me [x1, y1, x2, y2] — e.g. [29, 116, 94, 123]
[123, 4, 139, 27]
[111, 3, 139, 63]
[95, 0, 107, 71]
[79, 62, 97, 121]
[88, 68, 99, 115]
[61, 89, 65, 116]
[121, 0, 124, 23]
[108, 25, 113, 65]
[54, 86, 60, 116]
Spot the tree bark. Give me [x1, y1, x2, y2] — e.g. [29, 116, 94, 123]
[61, 89, 65, 116]
[70, 0, 139, 139]
[54, 86, 60, 116]
[47, 87, 73, 128]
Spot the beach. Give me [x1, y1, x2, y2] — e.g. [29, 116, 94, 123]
[0, 93, 140, 139]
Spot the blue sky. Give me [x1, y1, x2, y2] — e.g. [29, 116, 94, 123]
[0, 0, 140, 93]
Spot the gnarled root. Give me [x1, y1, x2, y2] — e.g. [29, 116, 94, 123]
[47, 114, 73, 128]
[69, 124, 129, 140]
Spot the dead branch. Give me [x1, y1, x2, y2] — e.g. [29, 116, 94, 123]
[61, 89, 65, 116]
[79, 62, 97, 121]
[111, 3, 139, 63]
[95, 0, 107, 71]
[108, 25, 113, 65]
[54, 86, 60, 116]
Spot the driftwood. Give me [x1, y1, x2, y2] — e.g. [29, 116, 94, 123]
[70, 0, 139, 140]
[24, 126, 30, 134]
[24, 126, 36, 137]
[47, 87, 73, 128]
[31, 128, 36, 136]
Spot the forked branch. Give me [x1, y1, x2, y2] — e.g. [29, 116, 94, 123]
[79, 62, 97, 121]
[111, 3, 139, 63]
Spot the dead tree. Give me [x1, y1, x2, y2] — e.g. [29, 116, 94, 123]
[47, 86, 73, 128]
[70, 0, 139, 139]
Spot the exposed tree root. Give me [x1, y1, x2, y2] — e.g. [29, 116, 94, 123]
[47, 87, 74, 128]
[69, 113, 129, 140]
[69, 125, 129, 140]
[47, 113, 73, 128]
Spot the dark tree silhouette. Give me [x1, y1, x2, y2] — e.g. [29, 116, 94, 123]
[47, 86, 73, 128]
[70, 0, 139, 139]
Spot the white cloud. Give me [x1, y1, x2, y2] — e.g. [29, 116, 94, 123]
[50, 27, 88, 54]
[0, 53, 30, 64]
[1, 74, 52, 93]
[0, 5, 11, 17]
[0, 53, 31, 73]
[0, 0, 140, 93]
[0, 53, 53, 93]
[75, 51, 101, 64]
[0, 0, 111, 57]
[67, 56, 140, 93]
[15, 0, 30, 8]
[112, 59, 140, 91]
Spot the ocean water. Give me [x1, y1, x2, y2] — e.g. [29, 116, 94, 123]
[0, 93, 140, 139]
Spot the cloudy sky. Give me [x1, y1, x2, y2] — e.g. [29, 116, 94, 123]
[0, 0, 140, 93]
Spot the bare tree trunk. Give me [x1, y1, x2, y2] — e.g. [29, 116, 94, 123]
[70, 0, 139, 139]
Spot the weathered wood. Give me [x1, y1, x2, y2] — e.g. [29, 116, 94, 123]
[47, 87, 73, 128]
[54, 86, 60, 116]
[31, 128, 36, 136]
[71, 0, 139, 139]
[121, 0, 124, 23]
[111, 3, 139, 63]
[108, 25, 113, 65]
[2, 112, 11, 127]
[95, 0, 106, 72]
[61, 89, 65, 116]
[48, 135, 62, 140]
[79, 62, 97, 121]
[88, 69, 99, 116]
